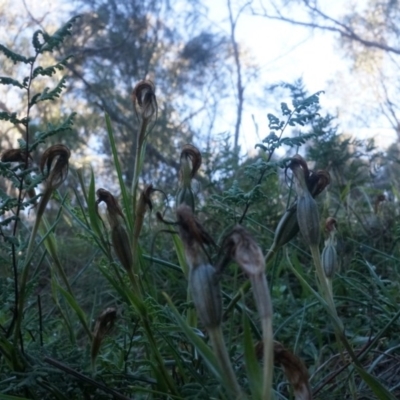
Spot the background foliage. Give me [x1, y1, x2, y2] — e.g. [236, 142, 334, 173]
[1, 1, 400, 399]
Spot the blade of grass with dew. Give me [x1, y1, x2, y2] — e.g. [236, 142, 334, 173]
[105, 113, 133, 231]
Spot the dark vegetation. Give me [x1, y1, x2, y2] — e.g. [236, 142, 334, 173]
[1, 4, 400, 400]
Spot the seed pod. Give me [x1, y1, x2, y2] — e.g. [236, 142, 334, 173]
[296, 193, 320, 247]
[321, 242, 338, 279]
[189, 263, 222, 328]
[175, 205, 221, 328]
[112, 224, 133, 272]
[289, 156, 321, 247]
[272, 204, 299, 250]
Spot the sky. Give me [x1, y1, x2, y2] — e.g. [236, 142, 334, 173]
[1, 0, 397, 154]
[202, 0, 398, 152]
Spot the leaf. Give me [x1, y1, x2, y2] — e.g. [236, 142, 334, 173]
[0, 76, 26, 89]
[355, 366, 396, 400]
[0, 111, 27, 125]
[40, 15, 81, 53]
[172, 234, 189, 278]
[30, 76, 68, 105]
[164, 293, 222, 381]
[105, 113, 133, 230]
[0, 394, 31, 400]
[243, 313, 263, 400]
[0, 44, 34, 64]
[32, 56, 73, 78]
[57, 284, 92, 341]
[29, 112, 76, 151]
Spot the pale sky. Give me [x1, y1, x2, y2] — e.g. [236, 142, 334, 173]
[2, 0, 397, 153]
[203, 0, 397, 152]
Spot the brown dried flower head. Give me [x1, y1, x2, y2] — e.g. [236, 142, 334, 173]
[40, 144, 71, 189]
[91, 307, 117, 368]
[1, 149, 30, 163]
[176, 204, 214, 267]
[374, 193, 386, 214]
[273, 341, 312, 400]
[224, 225, 265, 276]
[307, 170, 330, 197]
[325, 217, 337, 233]
[132, 80, 157, 120]
[180, 144, 202, 182]
[96, 188, 124, 226]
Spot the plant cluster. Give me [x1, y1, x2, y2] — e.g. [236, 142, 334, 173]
[1, 17, 400, 400]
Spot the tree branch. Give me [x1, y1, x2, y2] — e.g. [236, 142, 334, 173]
[251, 2, 400, 55]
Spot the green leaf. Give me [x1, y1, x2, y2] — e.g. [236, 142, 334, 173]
[0, 394, 31, 400]
[172, 234, 189, 278]
[57, 284, 92, 340]
[243, 313, 263, 400]
[0, 111, 27, 125]
[40, 15, 81, 53]
[0, 44, 34, 64]
[355, 366, 396, 400]
[32, 56, 72, 78]
[88, 169, 103, 239]
[30, 112, 76, 151]
[105, 113, 133, 230]
[164, 293, 222, 381]
[30, 76, 68, 105]
[0, 76, 26, 89]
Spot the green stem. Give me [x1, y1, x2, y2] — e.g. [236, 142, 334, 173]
[13, 188, 52, 345]
[249, 274, 274, 400]
[224, 249, 276, 319]
[208, 325, 243, 399]
[131, 118, 148, 212]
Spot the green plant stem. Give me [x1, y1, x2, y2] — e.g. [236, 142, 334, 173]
[131, 118, 149, 212]
[208, 325, 243, 399]
[249, 274, 274, 400]
[310, 245, 337, 316]
[224, 249, 275, 319]
[13, 188, 52, 345]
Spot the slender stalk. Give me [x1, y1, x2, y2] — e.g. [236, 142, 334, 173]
[13, 188, 52, 345]
[131, 118, 148, 212]
[250, 274, 274, 400]
[208, 325, 243, 399]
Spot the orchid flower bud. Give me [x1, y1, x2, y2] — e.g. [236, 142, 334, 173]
[132, 80, 157, 121]
[40, 144, 71, 190]
[96, 189, 132, 272]
[176, 205, 221, 328]
[176, 144, 202, 211]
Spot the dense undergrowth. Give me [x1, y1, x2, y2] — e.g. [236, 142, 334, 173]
[1, 17, 400, 400]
